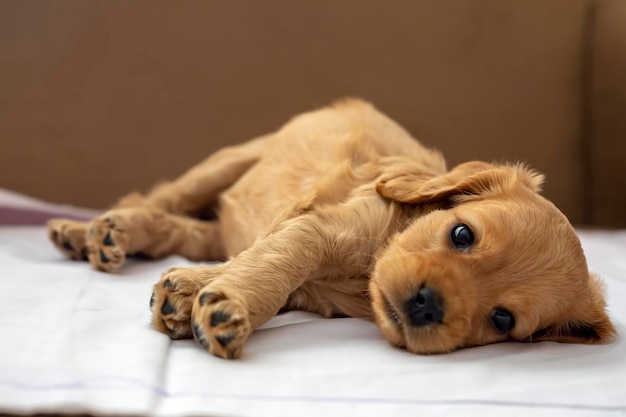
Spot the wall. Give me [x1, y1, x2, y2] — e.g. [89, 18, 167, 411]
[0, 1, 589, 224]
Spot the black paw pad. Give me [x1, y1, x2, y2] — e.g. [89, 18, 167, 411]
[199, 292, 213, 306]
[161, 300, 175, 315]
[103, 233, 114, 246]
[150, 292, 156, 309]
[192, 322, 209, 348]
[99, 250, 110, 263]
[216, 334, 236, 347]
[210, 311, 231, 327]
[63, 241, 74, 251]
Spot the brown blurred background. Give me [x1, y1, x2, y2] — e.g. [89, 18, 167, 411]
[0, 0, 624, 227]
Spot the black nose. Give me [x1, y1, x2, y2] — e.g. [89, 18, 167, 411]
[404, 286, 444, 326]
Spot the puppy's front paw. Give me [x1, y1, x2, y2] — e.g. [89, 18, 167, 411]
[191, 288, 251, 359]
[150, 267, 207, 339]
[86, 215, 130, 272]
[48, 219, 88, 260]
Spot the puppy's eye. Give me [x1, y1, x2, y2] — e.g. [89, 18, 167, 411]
[450, 223, 474, 250]
[491, 308, 515, 332]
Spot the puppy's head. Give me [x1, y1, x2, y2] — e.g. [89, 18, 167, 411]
[371, 162, 615, 353]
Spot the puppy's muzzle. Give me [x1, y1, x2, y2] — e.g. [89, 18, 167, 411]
[404, 286, 444, 327]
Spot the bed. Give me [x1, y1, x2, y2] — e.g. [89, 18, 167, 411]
[1, 188, 624, 417]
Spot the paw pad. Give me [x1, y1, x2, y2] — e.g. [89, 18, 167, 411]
[192, 322, 210, 348]
[161, 300, 175, 315]
[216, 334, 236, 346]
[103, 233, 114, 246]
[99, 250, 110, 263]
[210, 311, 231, 327]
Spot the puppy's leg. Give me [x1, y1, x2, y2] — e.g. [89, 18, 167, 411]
[188, 219, 327, 359]
[188, 205, 382, 359]
[48, 135, 270, 262]
[150, 264, 227, 339]
[144, 135, 270, 214]
[86, 206, 225, 272]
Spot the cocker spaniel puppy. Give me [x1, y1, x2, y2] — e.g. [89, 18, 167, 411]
[49, 99, 615, 359]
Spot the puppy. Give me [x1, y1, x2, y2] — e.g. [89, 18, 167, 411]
[48, 99, 615, 359]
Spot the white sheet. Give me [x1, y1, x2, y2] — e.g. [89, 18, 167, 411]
[0, 223, 624, 415]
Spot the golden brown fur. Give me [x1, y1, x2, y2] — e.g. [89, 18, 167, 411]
[48, 99, 615, 359]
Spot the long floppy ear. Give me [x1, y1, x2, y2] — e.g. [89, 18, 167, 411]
[529, 274, 616, 344]
[376, 161, 545, 204]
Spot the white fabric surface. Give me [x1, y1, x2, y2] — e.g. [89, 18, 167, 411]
[0, 209, 624, 416]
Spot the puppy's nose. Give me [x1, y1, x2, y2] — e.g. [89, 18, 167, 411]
[404, 286, 444, 326]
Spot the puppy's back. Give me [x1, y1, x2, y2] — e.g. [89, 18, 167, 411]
[218, 99, 445, 255]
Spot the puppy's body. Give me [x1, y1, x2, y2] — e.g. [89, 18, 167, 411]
[220, 101, 437, 249]
[49, 99, 614, 359]
[219, 100, 444, 320]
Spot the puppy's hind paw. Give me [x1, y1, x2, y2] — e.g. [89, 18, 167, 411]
[191, 288, 251, 359]
[86, 215, 129, 272]
[47, 219, 88, 260]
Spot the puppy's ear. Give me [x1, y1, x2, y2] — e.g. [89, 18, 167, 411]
[529, 274, 616, 344]
[376, 161, 544, 204]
